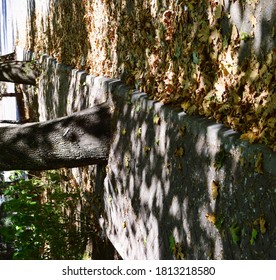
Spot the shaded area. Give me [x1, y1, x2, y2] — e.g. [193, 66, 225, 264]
[0, 60, 40, 85]
[7, 51, 120, 259]
[26, 0, 90, 68]
[25, 53, 276, 259]
[0, 170, 119, 260]
[0, 103, 111, 171]
[98, 83, 276, 259]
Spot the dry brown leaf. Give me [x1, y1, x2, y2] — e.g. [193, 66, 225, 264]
[211, 180, 219, 200]
[240, 132, 259, 144]
[174, 147, 184, 157]
[259, 217, 266, 234]
[29, 0, 275, 151]
[206, 213, 216, 224]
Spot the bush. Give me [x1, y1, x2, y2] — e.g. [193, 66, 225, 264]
[0, 171, 88, 259]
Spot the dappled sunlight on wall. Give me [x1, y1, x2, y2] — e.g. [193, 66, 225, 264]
[32, 53, 276, 259]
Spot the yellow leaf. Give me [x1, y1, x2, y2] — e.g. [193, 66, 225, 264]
[178, 126, 186, 137]
[259, 217, 266, 234]
[240, 132, 259, 144]
[137, 127, 142, 137]
[254, 216, 267, 234]
[174, 147, 184, 157]
[176, 249, 185, 260]
[187, 105, 197, 114]
[144, 146, 151, 154]
[250, 15, 257, 28]
[181, 101, 191, 111]
[206, 213, 216, 224]
[166, 162, 170, 175]
[211, 180, 219, 200]
[153, 114, 161, 125]
[121, 128, 127, 135]
[124, 156, 130, 168]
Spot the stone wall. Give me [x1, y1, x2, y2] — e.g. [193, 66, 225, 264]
[35, 54, 276, 259]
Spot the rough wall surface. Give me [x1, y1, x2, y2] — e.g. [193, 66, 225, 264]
[33, 54, 276, 260]
[98, 80, 276, 260]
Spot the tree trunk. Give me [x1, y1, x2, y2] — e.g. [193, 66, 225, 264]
[0, 61, 40, 85]
[0, 52, 16, 62]
[0, 103, 111, 171]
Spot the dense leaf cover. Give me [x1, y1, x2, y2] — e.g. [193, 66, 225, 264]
[28, 0, 275, 150]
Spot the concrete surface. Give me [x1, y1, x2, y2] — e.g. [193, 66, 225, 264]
[35, 54, 276, 259]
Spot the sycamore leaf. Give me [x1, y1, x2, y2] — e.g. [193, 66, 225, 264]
[253, 216, 267, 234]
[175, 248, 184, 260]
[181, 101, 191, 111]
[259, 217, 266, 234]
[240, 132, 259, 144]
[211, 180, 219, 200]
[250, 228, 258, 245]
[121, 128, 127, 135]
[153, 114, 161, 125]
[250, 15, 257, 28]
[178, 126, 186, 137]
[166, 162, 170, 175]
[174, 147, 184, 157]
[124, 156, 130, 168]
[137, 127, 142, 137]
[206, 213, 216, 224]
[144, 146, 151, 155]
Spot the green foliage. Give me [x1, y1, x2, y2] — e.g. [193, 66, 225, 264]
[0, 171, 88, 259]
[250, 228, 258, 245]
[230, 224, 241, 245]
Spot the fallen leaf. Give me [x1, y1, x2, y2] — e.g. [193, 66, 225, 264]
[211, 180, 219, 199]
[124, 156, 130, 168]
[250, 15, 257, 28]
[206, 213, 216, 224]
[240, 132, 259, 144]
[250, 228, 258, 245]
[121, 128, 127, 135]
[153, 114, 161, 125]
[144, 146, 151, 154]
[259, 217, 266, 234]
[137, 127, 142, 137]
[178, 126, 186, 137]
[174, 147, 184, 157]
